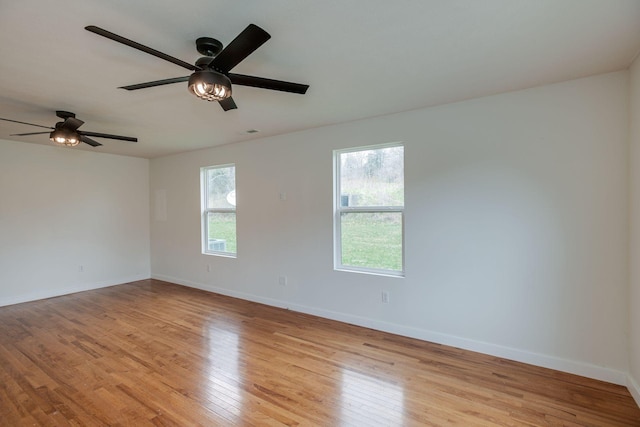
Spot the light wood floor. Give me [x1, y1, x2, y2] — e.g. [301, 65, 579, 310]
[0, 280, 638, 426]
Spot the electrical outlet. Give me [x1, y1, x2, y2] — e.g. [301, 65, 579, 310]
[79, 265, 84, 273]
[279, 275, 288, 286]
[381, 290, 390, 303]
[207, 264, 211, 272]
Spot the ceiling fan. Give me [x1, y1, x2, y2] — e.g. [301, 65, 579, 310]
[85, 24, 310, 111]
[0, 111, 137, 147]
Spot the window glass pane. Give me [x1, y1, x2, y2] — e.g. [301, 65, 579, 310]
[207, 212, 236, 254]
[207, 166, 236, 209]
[339, 146, 404, 207]
[340, 212, 402, 271]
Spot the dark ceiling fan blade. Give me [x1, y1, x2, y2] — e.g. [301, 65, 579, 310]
[10, 131, 51, 136]
[0, 117, 52, 129]
[80, 131, 137, 142]
[63, 117, 84, 131]
[211, 24, 271, 73]
[119, 76, 190, 91]
[80, 135, 103, 147]
[229, 73, 309, 94]
[85, 25, 197, 71]
[218, 97, 238, 111]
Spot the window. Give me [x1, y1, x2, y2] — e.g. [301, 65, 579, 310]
[334, 143, 404, 276]
[202, 164, 236, 256]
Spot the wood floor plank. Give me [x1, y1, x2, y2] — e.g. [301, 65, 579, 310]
[0, 279, 638, 426]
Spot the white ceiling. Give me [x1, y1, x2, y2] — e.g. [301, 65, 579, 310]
[1, 0, 639, 158]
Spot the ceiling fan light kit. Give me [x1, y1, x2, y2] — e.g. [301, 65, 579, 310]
[188, 70, 232, 101]
[50, 127, 80, 146]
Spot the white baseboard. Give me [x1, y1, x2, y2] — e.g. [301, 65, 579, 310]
[0, 274, 150, 307]
[152, 273, 629, 387]
[628, 374, 640, 409]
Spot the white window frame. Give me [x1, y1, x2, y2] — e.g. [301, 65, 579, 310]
[201, 164, 236, 257]
[334, 143, 405, 277]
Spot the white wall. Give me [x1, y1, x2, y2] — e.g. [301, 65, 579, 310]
[0, 139, 150, 306]
[629, 56, 640, 405]
[151, 71, 630, 385]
